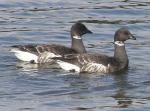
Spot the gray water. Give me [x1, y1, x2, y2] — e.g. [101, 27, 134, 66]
[0, 0, 150, 111]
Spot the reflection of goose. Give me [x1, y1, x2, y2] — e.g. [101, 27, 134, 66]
[113, 91, 132, 108]
[16, 62, 59, 70]
[16, 62, 39, 69]
[54, 28, 136, 73]
[112, 72, 133, 108]
[10, 22, 92, 64]
[15, 62, 39, 73]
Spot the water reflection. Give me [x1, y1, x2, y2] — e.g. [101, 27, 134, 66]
[60, 70, 134, 109]
[15, 62, 60, 75]
[0, 0, 150, 110]
[112, 70, 133, 108]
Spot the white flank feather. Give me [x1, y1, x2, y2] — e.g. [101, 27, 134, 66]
[56, 60, 80, 72]
[41, 52, 62, 58]
[38, 52, 62, 63]
[81, 63, 108, 73]
[10, 49, 38, 63]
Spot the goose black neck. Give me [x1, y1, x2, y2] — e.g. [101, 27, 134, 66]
[114, 43, 128, 68]
[71, 37, 86, 53]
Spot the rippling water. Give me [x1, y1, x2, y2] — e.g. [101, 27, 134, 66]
[0, 0, 150, 111]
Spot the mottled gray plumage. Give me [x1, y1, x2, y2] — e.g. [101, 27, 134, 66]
[11, 44, 77, 56]
[54, 28, 136, 73]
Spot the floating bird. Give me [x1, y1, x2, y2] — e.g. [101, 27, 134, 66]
[53, 28, 136, 73]
[10, 22, 92, 64]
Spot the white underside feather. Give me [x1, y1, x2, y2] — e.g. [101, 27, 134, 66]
[10, 49, 62, 63]
[10, 49, 38, 63]
[56, 60, 80, 72]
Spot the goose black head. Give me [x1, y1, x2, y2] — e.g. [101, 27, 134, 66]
[114, 28, 136, 42]
[71, 22, 92, 39]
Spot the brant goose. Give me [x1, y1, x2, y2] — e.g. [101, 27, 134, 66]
[53, 28, 136, 73]
[10, 22, 92, 64]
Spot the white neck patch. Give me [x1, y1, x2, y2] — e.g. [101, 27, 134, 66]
[114, 41, 125, 46]
[73, 36, 81, 39]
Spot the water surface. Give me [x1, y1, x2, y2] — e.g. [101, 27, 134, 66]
[0, 0, 150, 111]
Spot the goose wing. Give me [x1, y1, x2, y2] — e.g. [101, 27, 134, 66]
[11, 44, 76, 55]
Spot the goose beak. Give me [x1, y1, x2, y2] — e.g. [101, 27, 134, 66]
[129, 34, 136, 40]
[86, 29, 93, 34]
